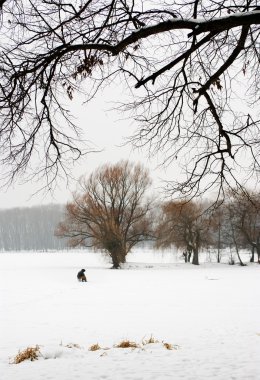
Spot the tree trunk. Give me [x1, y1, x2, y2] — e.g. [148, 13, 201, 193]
[229, 245, 235, 265]
[192, 247, 199, 265]
[236, 249, 246, 266]
[256, 237, 260, 264]
[186, 245, 192, 262]
[111, 253, 120, 269]
[230, 222, 245, 266]
[233, 238, 245, 266]
[109, 244, 127, 269]
[217, 223, 221, 263]
[183, 250, 188, 262]
[217, 250, 221, 263]
[250, 245, 255, 263]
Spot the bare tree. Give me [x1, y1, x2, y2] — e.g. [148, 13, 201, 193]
[56, 161, 153, 268]
[156, 200, 210, 265]
[0, 1, 259, 195]
[228, 190, 260, 263]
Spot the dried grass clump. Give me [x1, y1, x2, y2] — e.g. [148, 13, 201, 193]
[89, 343, 101, 351]
[65, 343, 81, 349]
[163, 342, 174, 350]
[142, 335, 159, 345]
[115, 340, 139, 349]
[12, 345, 41, 364]
[163, 342, 179, 350]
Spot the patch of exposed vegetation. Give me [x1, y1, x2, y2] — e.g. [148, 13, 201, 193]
[115, 340, 139, 349]
[12, 345, 41, 364]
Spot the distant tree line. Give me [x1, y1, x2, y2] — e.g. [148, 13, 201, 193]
[56, 161, 260, 267]
[0, 204, 67, 251]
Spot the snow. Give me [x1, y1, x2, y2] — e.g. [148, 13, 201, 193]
[1, 250, 260, 380]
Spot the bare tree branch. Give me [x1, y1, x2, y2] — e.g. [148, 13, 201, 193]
[0, 1, 259, 198]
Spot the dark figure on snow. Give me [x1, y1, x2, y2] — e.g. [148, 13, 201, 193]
[77, 269, 87, 282]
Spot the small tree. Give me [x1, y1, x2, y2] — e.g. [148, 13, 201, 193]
[56, 161, 153, 268]
[156, 200, 210, 265]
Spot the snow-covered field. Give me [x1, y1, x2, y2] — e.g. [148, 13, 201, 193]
[1, 250, 260, 380]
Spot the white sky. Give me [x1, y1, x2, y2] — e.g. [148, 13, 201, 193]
[0, 86, 177, 209]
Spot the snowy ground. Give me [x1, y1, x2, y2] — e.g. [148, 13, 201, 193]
[1, 250, 260, 380]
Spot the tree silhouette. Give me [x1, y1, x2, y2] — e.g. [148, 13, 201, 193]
[0, 1, 259, 196]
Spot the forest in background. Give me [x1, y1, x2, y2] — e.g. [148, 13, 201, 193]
[0, 204, 67, 251]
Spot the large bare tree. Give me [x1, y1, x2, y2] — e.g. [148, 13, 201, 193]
[0, 1, 260, 195]
[56, 161, 153, 268]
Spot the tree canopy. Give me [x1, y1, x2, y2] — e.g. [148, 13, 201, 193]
[156, 200, 210, 265]
[0, 1, 259, 197]
[56, 160, 153, 268]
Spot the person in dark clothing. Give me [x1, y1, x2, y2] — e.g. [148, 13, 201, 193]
[77, 269, 87, 282]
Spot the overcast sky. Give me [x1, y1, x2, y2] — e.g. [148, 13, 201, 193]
[0, 85, 177, 209]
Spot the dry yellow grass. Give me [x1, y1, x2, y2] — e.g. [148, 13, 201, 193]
[115, 340, 139, 349]
[88, 343, 101, 351]
[12, 345, 41, 364]
[163, 342, 174, 350]
[142, 335, 159, 345]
